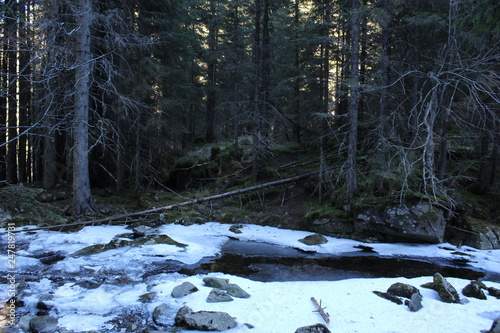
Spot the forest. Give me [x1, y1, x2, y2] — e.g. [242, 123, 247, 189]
[0, 0, 499, 219]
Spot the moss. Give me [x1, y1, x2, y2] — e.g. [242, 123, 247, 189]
[304, 204, 349, 220]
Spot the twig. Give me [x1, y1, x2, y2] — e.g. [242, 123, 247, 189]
[311, 297, 330, 324]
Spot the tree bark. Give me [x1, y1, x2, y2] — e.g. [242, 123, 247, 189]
[72, 0, 93, 216]
[6, 0, 18, 184]
[346, 0, 360, 199]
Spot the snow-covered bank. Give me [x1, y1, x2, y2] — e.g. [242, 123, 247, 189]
[1, 222, 500, 332]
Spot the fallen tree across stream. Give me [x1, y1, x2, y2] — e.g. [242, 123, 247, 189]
[7, 170, 318, 233]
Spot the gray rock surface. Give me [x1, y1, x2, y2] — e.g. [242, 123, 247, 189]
[171, 281, 199, 298]
[224, 283, 250, 298]
[203, 277, 229, 289]
[408, 292, 423, 312]
[175, 306, 237, 331]
[153, 303, 175, 327]
[29, 316, 59, 333]
[483, 317, 500, 333]
[207, 289, 233, 303]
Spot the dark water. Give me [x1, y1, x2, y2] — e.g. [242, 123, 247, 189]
[177, 239, 500, 282]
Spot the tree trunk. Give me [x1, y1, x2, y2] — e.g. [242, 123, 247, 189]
[0, 35, 6, 182]
[346, 0, 360, 199]
[72, 0, 93, 216]
[6, 0, 18, 184]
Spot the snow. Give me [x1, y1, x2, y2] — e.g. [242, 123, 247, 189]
[1, 222, 500, 333]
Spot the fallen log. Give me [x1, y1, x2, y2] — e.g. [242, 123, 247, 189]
[5, 170, 317, 233]
[311, 297, 330, 324]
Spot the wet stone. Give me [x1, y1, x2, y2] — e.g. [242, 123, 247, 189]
[488, 287, 500, 299]
[175, 306, 237, 331]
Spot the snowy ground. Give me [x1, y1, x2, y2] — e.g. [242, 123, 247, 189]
[1, 222, 500, 332]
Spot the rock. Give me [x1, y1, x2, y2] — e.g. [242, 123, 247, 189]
[295, 323, 332, 333]
[355, 203, 447, 243]
[207, 289, 233, 303]
[224, 283, 250, 298]
[387, 282, 421, 299]
[485, 317, 500, 333]
[153, 303, 174, 327]
[175, 306, 237, 331]
[76, 279, 102, 289]
[299, 234, 328, 246]
[373, 291, 403, 305]
[462, 282, 487, 300]
[29, 315, 59, 333]
[407, 292, 423, 312]
[433, 273, 461, 303]
[139, 292, 157, 303]
[171, 281, 199, 298]
[203, 277, 229, 289]
[488, 287, 500, 299]
[420, 282, 436, 290]
[229, 225, 243, 234]
[37, 252, 66, 265]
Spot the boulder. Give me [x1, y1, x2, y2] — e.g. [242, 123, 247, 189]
[387, 282, 421, 299]
[29, 316, 59, 333]
[355, 204, 446, 243]
[139, 292, 157, 303]
[295, 323, 331, 333]
[175, 306, 237, 331]
[462, 282, 487, 300]
[203, 277, 229, 289]
[207, 289, 233, 303]
[224, 283, 250, 298]
[433, 273, 461, 303]
[171, 281, 198, 298]
[299, 234, 328, 246]
[153, 303, 174, 327]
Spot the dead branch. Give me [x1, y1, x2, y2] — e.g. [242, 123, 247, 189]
[311, 297, 330, 324]
[5, 170, 317, 234]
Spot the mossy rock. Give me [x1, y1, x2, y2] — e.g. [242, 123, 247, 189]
[298, 234, 328, 246]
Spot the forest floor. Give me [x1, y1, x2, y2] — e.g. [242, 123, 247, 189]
[1, 138, 499, 246]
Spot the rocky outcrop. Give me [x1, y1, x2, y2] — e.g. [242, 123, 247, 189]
[174, 306, 237, 331]
[356, 204, 447, 243]
[421, 273, 461, 303]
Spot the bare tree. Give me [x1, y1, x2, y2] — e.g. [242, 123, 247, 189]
[72, 0, 93, 216]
